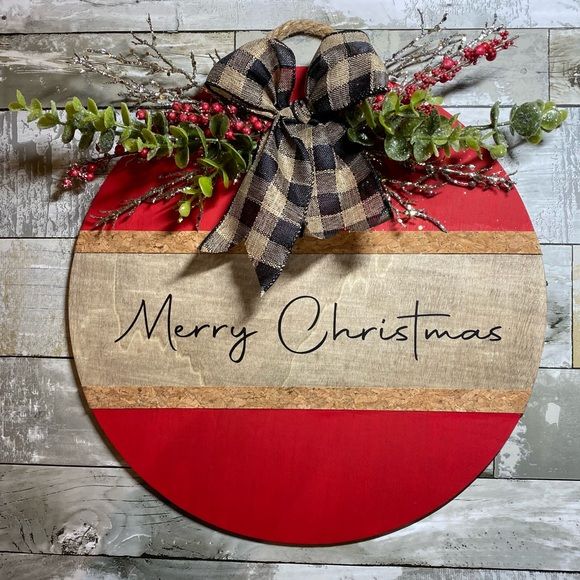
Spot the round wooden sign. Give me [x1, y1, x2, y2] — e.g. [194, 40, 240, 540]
[69, 129, 546, 546]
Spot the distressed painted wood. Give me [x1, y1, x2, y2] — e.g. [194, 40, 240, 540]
[0, 357, 119, 466]
[0, 32, 234, 107]
[237, 29, 549, 106]
[0, 1, 579, 33]
[0, 238, 73, 357]
[550, 29, 580, 105]
[2, 108, 579, 243]
[1, 465, 580, 570]
[496, 369, 580, 479]
[0, 112, 97, 238]
[541, 245, 572, 368]
[0, 555, 578, 580]
[574, 246, 580, 368]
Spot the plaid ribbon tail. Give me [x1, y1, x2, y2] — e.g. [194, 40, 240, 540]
[199, 118, 313, 293]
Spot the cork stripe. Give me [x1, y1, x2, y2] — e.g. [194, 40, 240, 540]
[75, 230, 541, 255]
[83, 385, 531, 413]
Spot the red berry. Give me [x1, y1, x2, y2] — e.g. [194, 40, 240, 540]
[234, 120, 245, 132]
[442, 56, 456, 70]
[198, 114, 209, 126]
[139, 148, 149, 159]
[387, 81, 398, 90]
[62, 178, 73, 189]
[226, 104, 238, 115]
[211, 102, 224, 113]
[135, 109, 147, 120]
[179, 112, 189, 123]
[242, 126, 252, 135]
[171, 102, 182, 111]
[225, 130, 235, 140]
[475, 43, 487, 57]
[485, 47, 497, 61]
[374, 93, 385, 103]
[252, 120, 264, 131]
[249, 114, 258, 123]
[188, 113, 199, 124]
[68, 168, 80, 178]
[499, 29, 509, 39]
[86, 163, 97, 173]
[85, 172, 95, 182]
[200, 102, 210, 112]
[114, 144, 125, 155]
[183, 103, 192, 112]
[204, 128, 212, 137]
[167, 111, 178, 122]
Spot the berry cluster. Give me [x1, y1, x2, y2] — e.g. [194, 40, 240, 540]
[61, 161, 100, 190]
[160, 90, 272, 140]
[404, 29, 514, 96]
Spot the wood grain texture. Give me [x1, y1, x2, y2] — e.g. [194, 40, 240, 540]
[1, 555, 579, 580]
[74, 230, 542, 254]
[574, 246, 579, 368]
[3, 555, 580, 580]
[0, 238, 72, 357]
[237, 29, 549, 106]
[0, 32, 234, 107]
[550, 29, 580, 105]
[1, 465, 580, 570]
[496, 369, 580, 479]
[68, 253, 545, 400]
[0, 1, 579, 33]
[541, 245, 572, 368]
[0, 358, 120, 466]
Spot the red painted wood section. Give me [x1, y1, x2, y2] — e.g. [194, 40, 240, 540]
[94, 408, 520, 545]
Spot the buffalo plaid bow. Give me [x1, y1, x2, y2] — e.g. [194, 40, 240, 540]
[200, 31, 391, 293]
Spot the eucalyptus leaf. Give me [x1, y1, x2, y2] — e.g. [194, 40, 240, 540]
[209, 114, 229, 139]
[361, 99, 376, 129]
[87, 98, 99, 115]
[175, 146, 190, 169]
[347, 127, 372, 146]
[510, 102, 542, 138]
[198, 175, 214, 197]
[16, 90, 26, 108]
[541, 108, 562, 132]
[170, 125, 189, 147]
[103, 106, 116, 130]
[412, 139, 432, 162]
[120, 102, 131, 126]
[37, 113, 60, 129]
[98, 129, 115, 153]
[490, 101, 500, 127]
[178, 199, 192, 218]
[222, 141, 247, 171]
[78, 129, 95, 150]
[384, 135, 411, 161]
[61, 124, 75, 144]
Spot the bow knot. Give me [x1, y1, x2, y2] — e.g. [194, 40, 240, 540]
[200, 31, 391, 293]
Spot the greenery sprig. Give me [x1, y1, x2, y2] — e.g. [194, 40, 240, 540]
[347, 90, 568, 163]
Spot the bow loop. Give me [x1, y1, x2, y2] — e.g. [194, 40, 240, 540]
[200, 29, 391, 293]
[306, 31, 389, 114]
[205, 38, 296, 116]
